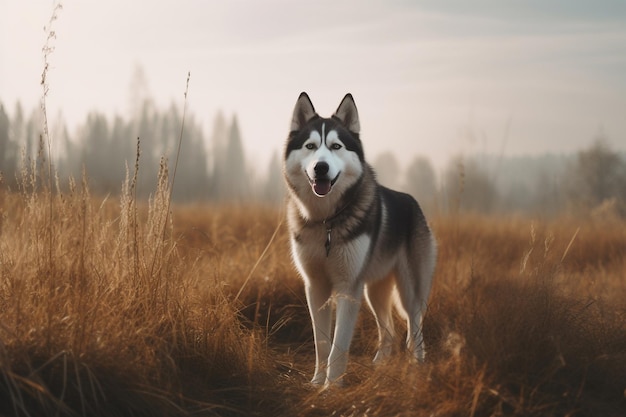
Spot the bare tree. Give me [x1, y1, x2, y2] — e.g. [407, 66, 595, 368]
[565, 138, 626, 214]
[403, 155, 437, 212]
[443, 156, 498, 213]
[262, 151, 285, 204]
[219, 115, 248, 202]
[372, 151, 400, 189]
[209, 111, 228, 200]
[0, 104, 14, 179]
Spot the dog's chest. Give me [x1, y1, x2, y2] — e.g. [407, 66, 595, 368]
[291, 225, 371, 286]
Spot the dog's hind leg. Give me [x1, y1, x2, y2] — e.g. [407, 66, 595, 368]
[395, 260, 430, 362]
[326, 285, 363, 385]
[365, 274, 396, 364]
[305, 280, 332, 385]
[406, 302, 427, 362]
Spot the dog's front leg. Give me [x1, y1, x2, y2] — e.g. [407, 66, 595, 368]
[326, 286, 363, 386]
[305, 281, 332, 385]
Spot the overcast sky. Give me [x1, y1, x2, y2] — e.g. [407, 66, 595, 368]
[1, 0, 625, 170]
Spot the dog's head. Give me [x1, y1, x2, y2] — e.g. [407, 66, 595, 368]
[284, 92, 364, 200]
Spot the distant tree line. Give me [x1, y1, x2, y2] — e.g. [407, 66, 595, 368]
[0, 99, 284, 203]
[374, 137, 626, 218]
[1, 97, 624, 217]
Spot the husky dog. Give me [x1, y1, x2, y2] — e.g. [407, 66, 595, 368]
[283, 92, 437, 386]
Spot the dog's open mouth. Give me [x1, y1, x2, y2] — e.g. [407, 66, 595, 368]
[308, 172, 340, 197]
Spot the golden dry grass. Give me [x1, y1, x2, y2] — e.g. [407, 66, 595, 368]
[0, 172, 625, 416]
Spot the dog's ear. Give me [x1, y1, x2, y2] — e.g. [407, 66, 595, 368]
[290, 92, 317, 132]
[333, 93, 360, 134]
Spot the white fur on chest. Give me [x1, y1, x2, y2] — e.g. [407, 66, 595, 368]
[291, 228, 371, 291]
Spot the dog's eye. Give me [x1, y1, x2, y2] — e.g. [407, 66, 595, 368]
[330, 143, 342, 150]
[305, 143, 316, 150]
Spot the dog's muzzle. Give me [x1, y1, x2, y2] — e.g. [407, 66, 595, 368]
[307, 162, 340, 197]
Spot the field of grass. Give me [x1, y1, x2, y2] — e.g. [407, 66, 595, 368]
[0, 169, 625, 417]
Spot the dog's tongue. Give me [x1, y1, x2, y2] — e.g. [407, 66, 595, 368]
[313, 179, 332, 196]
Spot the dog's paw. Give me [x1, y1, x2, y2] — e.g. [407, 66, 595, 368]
[323, 376, 346, 389]
[310, 373, 327, 386]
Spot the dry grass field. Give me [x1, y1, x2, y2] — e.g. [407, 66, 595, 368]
[0, 169, 625, 417]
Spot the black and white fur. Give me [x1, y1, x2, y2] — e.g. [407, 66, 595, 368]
[283, 92, 437, 387]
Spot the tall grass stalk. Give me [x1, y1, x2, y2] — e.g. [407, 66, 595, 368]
[149, 71, 191, 282]
[39, 1, 64, 354]
[40, 0, 62, 260]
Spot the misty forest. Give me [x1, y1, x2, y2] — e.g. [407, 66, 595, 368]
[2, 92, 625, 219]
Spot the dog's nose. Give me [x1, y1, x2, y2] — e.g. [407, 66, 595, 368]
[314, 161, 329, 177]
